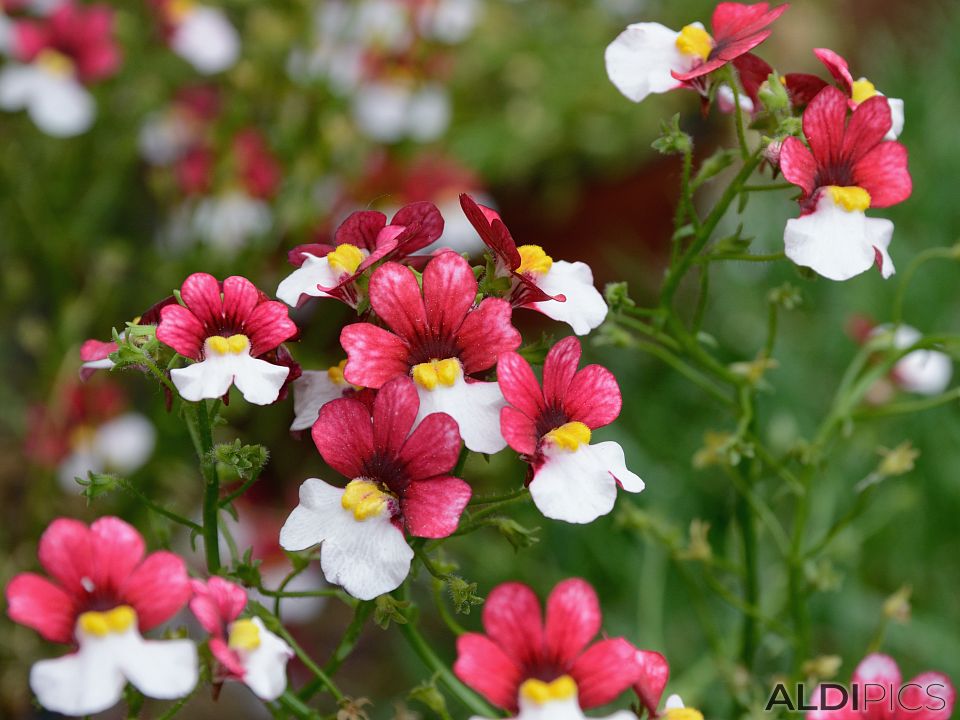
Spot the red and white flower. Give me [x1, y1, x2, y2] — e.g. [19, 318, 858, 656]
[189, 577, 293, 701]
[290, 360, 369, 432]
[605, 2, 787, 104]
[454, 579, 645, 719]
[277, 201, 444, 308]
[785, 48, 904, 140]
[780, 86, 911, 281]
[806, 653, 955, 720]
[279, 376, 471, 600]
[156, 273, 298, 405]
[497, 336, 644, 524]
[5, 517, 197, 716]
[0, 1, 119, 136]
[340, 251, 521, 453]
[658, 695, 705, 720]
[460, 193, 608, 336]
[151, 0, 239, 75]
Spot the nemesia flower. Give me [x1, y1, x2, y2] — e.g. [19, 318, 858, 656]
[415, 0, 481, 44]
[806, 653, 955, 720]
[5, 517, 197, 716]
[873, 324, 953, 397]
[156, 273, 298, 404]
[716, 52, 772, 116]
[279, 376, 471, 600]
[189, 577, 293, 701]
[785, 48, 904, 139]
[454, 579, 645, 718]
[151, 0, 239, 75]
[290, 361, 367, 432]
[460, 193, 608, 336]
[605, 2, 787, 104]
[79, 296, 178, 381]
[497, 336, 644, 524]
[633, 650, 671, 718]
[340, 251, 521, 453]
[659, 695, 706, 720]
[277, 201, 443, 308]
[780, 86, 911, 281]
[352, 80, 451, 144]
[0, 1, 119, 136]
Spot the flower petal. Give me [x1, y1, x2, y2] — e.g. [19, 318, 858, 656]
[496, 351, 545, 420]
[402, 476, 471, 538]
[571, 637, 642, 709]
[605, 22, 687, 103]
[6, 573, 77, 644]
[119, 636, 199, 700]
[842, 94, 892, 164]
[172, 7, 240, 75]
[335, 210, 388, 251]
[813, 47, 853, 94]
[30, 647, 126, 716]
[456, 298, 521, 375]
[232, 354, 290, 405]
[341, 322, 411, 388]
[38, 517, 94, 597]
[423, 252, 477, 341]
[527, 261, 607, 336]
[500, 405, 538, 455]
[312, 397, 374, 479]
[291, 370, 345, 432]
[634, 650, 670, 717]
[415, 377, 507, 454]
[89, 516, 145, 596]
[391, 201, 445, 254]
[900, 672, 956, 720]
[544, 578, 601, 667]
[170, 356, 235, 402]
[780, 136, 817, 198]
[564, 365, 622, 429]
[179, 272, 222, 329]
[459, 193, 521, 268]
[803, 86, 848, 171]
[373, 376, 420, 457]
[119, 551, 191, 631]
[399, 411, 462, 480]
[454, 633, 524, 711]
[529, 444, 624, 524]
[276, 255, 340, 306]
[543, 336, 582, 406]
[189, 577, 247, 634]
[92, 413, 156, 475]
[244, 300, 297, 357]
[853, 140, 911, 209]
[28, 72, 95, 137]
[157, 303, 206, 359]
[222, 275, 261, 329]
[369, 262, 429, 344]
[482, 582, 545, 669]
[240, 618, 293, 700]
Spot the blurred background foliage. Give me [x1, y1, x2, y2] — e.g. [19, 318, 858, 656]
[1, 0, 958, 717]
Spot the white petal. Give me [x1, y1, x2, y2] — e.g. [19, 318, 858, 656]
[530, 441, 643, 524]
[717, 83, 754, 115]
[665, 694, 686, 710]
[118, 635, 198, 700]
[276, 254, 340, 306]
[30, 648, 126, 716]
[28, 71, 95, 137]
[511, 694, 637, 720]
[885, 96, 904, 140]
[240, 618, 293, 700]
[172, 7, 240, 74]
[172, 353, 288, 405]
[419, 0, 480, 44]
[171, 355, 236, 402]
[784, 194, 895, 281]
[291, 370, 345, 431]
[528, 260, 608, 336]
[352, 81, 411, 142]
[58, 448, 102, 492]
[415, 376, 507, 454]
[139, 111, 192, 166]
[93, 413, 156, 474]
[81, 356, 115, 374]
[255, 563, 328, 624]
[407, 84, 451, 143]
[605, 22, 689, 103]
[883, 325, 953, 396]
[191, 193, 272, 253]
[0, 64, 37, 110]
[232, 354, 290, 405]
[279, 478, 413, 600]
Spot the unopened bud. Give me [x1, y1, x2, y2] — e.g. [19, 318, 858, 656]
[883, 585, 912, 623]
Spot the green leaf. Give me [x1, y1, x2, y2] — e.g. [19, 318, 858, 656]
[447, 576, 484, 615]
[493, 518, 540, 551]
[374, 595, 410, 629]
[691, 148, 737, 190]
[651, 114, 692, 155]
[408, 674, 449, 717]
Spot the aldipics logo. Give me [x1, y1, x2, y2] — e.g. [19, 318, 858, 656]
[764, 654, 955, 716]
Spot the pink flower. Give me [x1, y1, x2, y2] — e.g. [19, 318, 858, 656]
[156, 273, 298, 404]
[189, 577, 293, 700]
[780, 86, 911, 281]
[497, 336, 644, 524]
[5, 517, 197, 715]
[277, 201, 444, 309]
[340, 251, 521, 453]
[233, 128, 282, 199]
[806, 653, 955, 720]
[280, 376, 471, 600]
[460, 193, 607, 336]
[453, 579, 646, 717]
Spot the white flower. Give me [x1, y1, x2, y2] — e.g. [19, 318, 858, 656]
[875, 324, 953, 396]
[352, 81, 451, 143]
[138, 110, 195, 166]
[291, 366, 353, 431]
[605, 21, 702, 104]
[417, 0, 481, 44]
[469, 676, 636, 720]
[225, 617, 293, 701]
[58, 413, 156, 492]
[0, 61, 94, 137]
[717, 83, 754, 115]
[171, 336, 289, 405]
[191, 191, 273, 254]
[277, 247, 367, 307]
[170, 6, 240, 75]
[523, 257, 608, 336]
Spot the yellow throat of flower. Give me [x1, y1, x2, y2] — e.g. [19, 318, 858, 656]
[851, 78, 878, 105]
[545, 421, 591, 451]
[341, 479, 392, 521]
[206, 334, 250, 356]
[78, 605, 137, 637]
[675, 24, 713, 61]
[412, 358, 461, 391]
[36, 49, 75, 77]
[327, 244, 365, 274]
[228, 618, 261, 651]
[520, 676, 577, 706]
[665, 709, 705, 720]
[827, 186, 871, 212]
[517, 245, 553, 276]
[167, 0, 196, 23]
[328, 359, 349, 385]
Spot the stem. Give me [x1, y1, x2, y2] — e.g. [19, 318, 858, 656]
[892, 246, 959, 326]
[117, 480, 202, 533]
[697, 251, 786, 264]
[727, 66, 750, 159]
[467, 486, 528, 506]
[453, 446, 470, 477]
[851, 388, 960, 419]
[276, 689, 320, 719]
[219, 466, 265, 508]
[789, 470, 812, 674]
[193, 400, 221, 574]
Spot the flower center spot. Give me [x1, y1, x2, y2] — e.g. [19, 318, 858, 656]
[519, 675, 577, 706]
[851, 78, 878, 105]
[341, 479, 393, 521]
[544, 421, 591, 451]
[228, 618, 261, 651]
[665, 709, 705, 720]
[675, 24, 713, 61]
[206, 334, 250, 356]
[78, 605, 137, 637]
[167, 0, 196, 23]
[411, 358, 461, 391]
[327, 244, 365, 274]
[827, 186, 871, 212]
[516, 245, 553, 276]
[36, 49, 75, 77]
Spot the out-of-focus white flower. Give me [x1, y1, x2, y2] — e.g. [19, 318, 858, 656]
[352, 81, 450, 143]
[57, 413, 156, 492]
[190, 192, 273, 254]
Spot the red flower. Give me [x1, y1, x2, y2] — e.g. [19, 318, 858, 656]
[233, 129, 282, 199]
[453, 579, 646, 713]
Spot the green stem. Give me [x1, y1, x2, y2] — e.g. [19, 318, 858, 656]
[276, 689, 320, 719]
[696, 251, 786, 264]
[892, 245, 960, 326]
[117, 480, 201, 533]
[193, 400, 221, 574]
[851, 388, 960, 419]
[789, 470, 812, 674]
[727, 66, 750, 159]
[219, 466, 265, 508]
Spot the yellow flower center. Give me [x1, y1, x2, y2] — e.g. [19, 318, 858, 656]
[519, 676, 577, 706]
[665, 709, 705, 720]
[206, 334, 250, 356]
[328, 359, 349, 385]
[78, 605, 137, 637]
[851, 78, 878, 105]
[167, 0, 196, 22]
[827, 186, 872, 212]
[341, 479, 393, 521]
[327, 244, 365, 274]
[544, 421, 591, 451]
[36, 49, 75, 77]
[228, 618, 261, 651]
[516, 245, 553, 276]
[69, 425, 96, 450]
[675, 24, 713, 61]
[411, 358, 461, 391]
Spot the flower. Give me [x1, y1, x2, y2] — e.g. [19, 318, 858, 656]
[290, 361, 369, 432]
[152, 0, 239, 75]
[156, 273, 298, 404]
[785, 48, 904, 140]
[0, 2, 119, 136]
[454, 579, 646, 717]
[780, 86, 911, 281]
[605, 2, 787, 104]
[277, 201, 444, 308]
[659, 695, 705, 720]
[79, 296, 178, 381]
[806, 653, 955, 720]
[874, 324, 953, 396]
[497, 336, 644, 524]
[460, 193, 608, 336]
[340, 251, 521, 453]
[279, 376, 471, 600]
[353, 80, 452, 144]
[5, 517, 197, 716]
[634, 651, 671, 718]
[189, 577, 293, 701]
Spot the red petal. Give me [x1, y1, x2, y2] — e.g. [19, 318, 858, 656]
[80, 339, 116, 363]
[189, 577, 246, 634]
[119, 551, 191, 631]
[210, 637, 246, 678]
[501, 406, 538, 455]
[733, 52, 773, 104]
[543, 336, 582, 407]
[454, 633, 524, 711]
[244, 301, 297, 357]
[312, 396, 375, 479]
[543, 578, 601, 667]
[341, 323, 411, 388]
[89, 517, 145, 596]
[456, 299, 521, 375]
[373, 377, 420, 457]
[496, 352, 544, 419]
[157, 304, 205, 359]
[6, 573, 78, 644]
[482, 582, 545, 669]
[459, 193, 521, 270]
[38, 518, 94, 597]
[179, 272, 223, 330]
[564, 365, 622, 429]
[402, 476, 471, 538]
[334, 210, 387, 252]
[399, 412, 461, 481]
[391, 201, 445, 254]
[712, 2, 772, 39]
[814, 47, 853, 95]
[633, 650, 670, 717]
[288, 243, 334, 268]
[222, 276, 260, 330]
[842, 94, 892, 164]
[900, 672, 956, 720]
[784, 73, 829, 108]
[423, 252, 477, 343]
[780, 136, 817, 197]
[803, 85, 848, 169]
[571, 638, 643, 709]
[853, 141, 911, 208]
[369, 263, 429, 345]
[851, 653, 902, 712]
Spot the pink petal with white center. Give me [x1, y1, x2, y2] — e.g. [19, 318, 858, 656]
[543, 578, 601, 666]
[423, 251, 477, 340]
[341, 322, 411, 388]
[180, 272, 222, 328]
[457, 298, 521, 374]
[605, 22, 688, 104]
[157, 303, 206, 359]
[415, 375, 507, 454]
[189, 577, 247, 634]
[6, 573, 77, 644]
[238, 617, 293, 700]
[454, 633, 524, 711]
[373, 376, 420, 457]
[89, 516, 145, 595]
[399, 412, 462, 480]
[543, 336, 582, 405]
[570, 637, 642, 709]
[171, 6, 239, 75]
[500, 405, 538, 455]
[564, 365, 622, 429]
[482, 582, 545, 670]
[119, 551, 191, 631]
[633, 650, 670, 717]
[402, 476, 471, 538]
[276, 253, 344, 306]
[291, 370, 346, 432]
[244, 300, 297, 356]
[312, 396, 374, 479]
[369, 262, 429, 343]
[900, 672, 956, 720]
[38, 517, 94, 596]
[496, 351, 545, 419]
